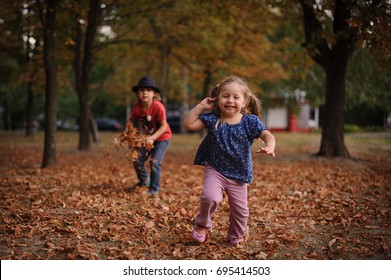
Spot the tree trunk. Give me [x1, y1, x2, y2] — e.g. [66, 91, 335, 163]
[300, 0, 355, 158]
[4, 100, 12, 130]
[25, 81, 34, 137]
[159, 47, 171, 105]
[198, 64, 212, 138]
[148, 17, 171, 105]
[90, 111, 99, 143]
[73, 0, 100, 150]
[0, 101, 4, 130]
[39, 0, 59, 168]
[78, 87, 91, 149]
[25, 17, 35, 138]
[318, 54, 350, 157]
[202, 64, 212, 99]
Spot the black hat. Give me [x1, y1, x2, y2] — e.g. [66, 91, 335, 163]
[132, 76, 161, 93]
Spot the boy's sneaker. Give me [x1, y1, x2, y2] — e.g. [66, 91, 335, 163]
[143, 178, 151, 187]
[192, 227, 207, 243]
[124, 178, 150, 193]
[147, 188, 159, 195]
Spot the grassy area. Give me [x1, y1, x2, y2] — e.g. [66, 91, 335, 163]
[1, 131, 390, 156]
[346, 132, 391, 154]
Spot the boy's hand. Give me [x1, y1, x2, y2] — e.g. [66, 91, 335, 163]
[145, 138, 154, 150]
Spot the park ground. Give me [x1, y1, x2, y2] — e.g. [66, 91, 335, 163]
[0, 131, 390, 260]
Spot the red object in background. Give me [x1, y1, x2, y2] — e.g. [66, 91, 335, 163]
[288, 114, 298, 132]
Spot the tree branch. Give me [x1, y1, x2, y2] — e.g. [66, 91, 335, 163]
[298, 0, 331, 69]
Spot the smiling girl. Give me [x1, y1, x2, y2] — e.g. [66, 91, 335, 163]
[183, 76, 275, 246]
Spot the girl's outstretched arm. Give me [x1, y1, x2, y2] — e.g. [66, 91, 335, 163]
[255, 130, 276, 157]
[183, 97, 215, 131]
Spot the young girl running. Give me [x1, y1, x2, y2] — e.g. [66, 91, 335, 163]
[183, 76, 275, 245]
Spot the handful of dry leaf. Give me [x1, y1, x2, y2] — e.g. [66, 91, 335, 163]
[113, 122, 154, 161]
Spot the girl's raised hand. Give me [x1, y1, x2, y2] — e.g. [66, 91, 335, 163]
[199, 97, 216, 111]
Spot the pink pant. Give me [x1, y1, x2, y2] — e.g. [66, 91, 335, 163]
[194, 165, 249, 242]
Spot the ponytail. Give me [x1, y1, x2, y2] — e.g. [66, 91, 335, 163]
[244, 94, 263, 119]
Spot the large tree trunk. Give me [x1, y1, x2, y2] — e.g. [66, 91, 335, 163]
[39, 0, 59, 168]
[73, 0, 100, 150]
[300, 0, 356, 157]
[25, 12, 35, 138]
[319, 53, 350, 157]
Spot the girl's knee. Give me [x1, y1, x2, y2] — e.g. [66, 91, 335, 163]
[200, 193, 222, 207]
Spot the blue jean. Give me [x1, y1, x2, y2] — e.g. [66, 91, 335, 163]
[133, 139, 171, 192]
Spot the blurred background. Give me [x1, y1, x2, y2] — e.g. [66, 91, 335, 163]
[0, 0, 390, 137]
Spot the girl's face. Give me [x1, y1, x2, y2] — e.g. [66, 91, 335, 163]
[217, 82, 246, 118]
[137, 88, 156, 105]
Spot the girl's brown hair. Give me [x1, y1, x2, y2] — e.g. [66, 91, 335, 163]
[210, 76, 263, 119]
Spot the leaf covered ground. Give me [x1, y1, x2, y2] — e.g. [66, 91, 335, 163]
[0, 132, 390, 260]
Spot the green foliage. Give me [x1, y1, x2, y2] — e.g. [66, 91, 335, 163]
[287, 97, 301, 115]
[344, 124, 362, 133]
[346, 49, 391, 113]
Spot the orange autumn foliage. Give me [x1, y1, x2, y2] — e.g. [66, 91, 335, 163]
[112, 122, 154, 161]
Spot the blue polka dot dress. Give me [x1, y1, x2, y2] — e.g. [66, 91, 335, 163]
[194, 113, 266, 183]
